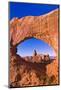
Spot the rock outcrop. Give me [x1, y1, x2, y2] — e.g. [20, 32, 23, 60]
[10, 9, 59, 55]
[9, 9, 59, 87]
[9, 47, 58, 87]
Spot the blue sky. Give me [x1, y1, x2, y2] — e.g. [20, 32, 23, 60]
[9, 2, 59, 20]
[17, 38, 56, 57]
[10, 2, 59, 57]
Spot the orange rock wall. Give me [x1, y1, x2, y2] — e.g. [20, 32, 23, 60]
[9, 9, 59, 87]
[10, 9, 59, 55]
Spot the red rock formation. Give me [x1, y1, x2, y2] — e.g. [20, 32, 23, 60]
[9, 47, 58, 87]
[9, 9, 59, 87]
[46, 57, 59, 84]
[10, 9, 59, 55]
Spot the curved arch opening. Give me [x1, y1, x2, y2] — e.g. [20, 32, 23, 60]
[16, 37, 56, 59]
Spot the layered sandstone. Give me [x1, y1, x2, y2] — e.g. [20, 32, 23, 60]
[10, 48, 57, 87]
[10, 9, 59, 54]
[9, 9, 59, 87]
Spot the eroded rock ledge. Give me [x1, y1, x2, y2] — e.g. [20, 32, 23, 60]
[9, 9, 59, 87]
[9, 45, 58, 87]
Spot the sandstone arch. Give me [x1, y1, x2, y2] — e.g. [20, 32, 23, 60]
[10, 9, 59, 56]
[9, 9, 59, 86]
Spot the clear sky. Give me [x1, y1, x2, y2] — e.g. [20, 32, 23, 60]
[17, 38, 56, 57]
[10, 2, 59, 57]
[9, 2, 59, 20]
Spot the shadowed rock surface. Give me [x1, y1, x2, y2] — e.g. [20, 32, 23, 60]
[9, 46, 58, 87]
[9, 9, 59, 87]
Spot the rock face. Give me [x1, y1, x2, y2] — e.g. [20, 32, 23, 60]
[10, 9, 59, 54]
[9, 9, 59, 87]
[23, 54, 50, 63]
[9, 48, 58, 87]
[9, 48, 57, 87]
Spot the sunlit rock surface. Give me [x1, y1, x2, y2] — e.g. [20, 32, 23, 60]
[9, 9, 59, 87]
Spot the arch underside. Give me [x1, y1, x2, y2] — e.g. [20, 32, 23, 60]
[10, 9, 59, 56]
[9, 9, 59, 87]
